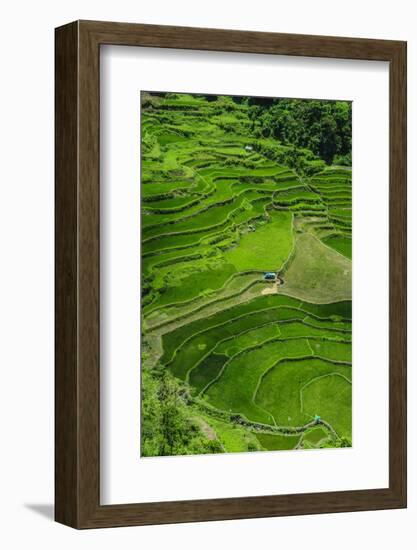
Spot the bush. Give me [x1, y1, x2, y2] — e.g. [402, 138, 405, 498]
[141, 367, 224, 456]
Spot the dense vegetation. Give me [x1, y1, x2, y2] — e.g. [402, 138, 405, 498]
[141, 365, 223, 456]
[247, 98, 352, 166]
[141, 92, 352, 456]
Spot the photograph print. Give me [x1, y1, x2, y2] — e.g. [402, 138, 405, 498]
[140, 91, 352, 457]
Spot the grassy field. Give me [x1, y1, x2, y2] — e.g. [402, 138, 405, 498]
[280, 233, 352, 303]
[140, 92, 352, 456]
[225, 210, 293, 271]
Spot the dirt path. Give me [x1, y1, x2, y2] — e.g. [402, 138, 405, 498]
[194, 417, 217, 440]
[261, 283, 278, 295]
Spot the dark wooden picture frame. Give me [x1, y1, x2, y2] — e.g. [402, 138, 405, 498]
[55, 20, 407, 529]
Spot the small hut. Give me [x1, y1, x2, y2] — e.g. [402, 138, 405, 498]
[263, 272, 277, 282]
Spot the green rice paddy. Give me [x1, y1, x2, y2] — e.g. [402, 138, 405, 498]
[141, 92, 352, 456]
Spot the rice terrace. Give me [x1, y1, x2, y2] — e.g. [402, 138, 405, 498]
[141, 91, 352, 456]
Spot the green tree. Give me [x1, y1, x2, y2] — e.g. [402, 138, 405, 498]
[141, 367, 223, 457]
[247, 98, 351, 165]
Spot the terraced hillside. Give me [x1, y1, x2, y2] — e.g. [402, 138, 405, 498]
[141, 92, 352, 456]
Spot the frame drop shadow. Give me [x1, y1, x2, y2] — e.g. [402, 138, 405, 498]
[24, 503, 54, 521]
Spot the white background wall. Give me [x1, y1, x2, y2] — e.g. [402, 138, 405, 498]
[0, 0, 415, 547]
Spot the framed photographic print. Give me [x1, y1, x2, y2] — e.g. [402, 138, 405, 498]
[55, 20, 407, 528]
